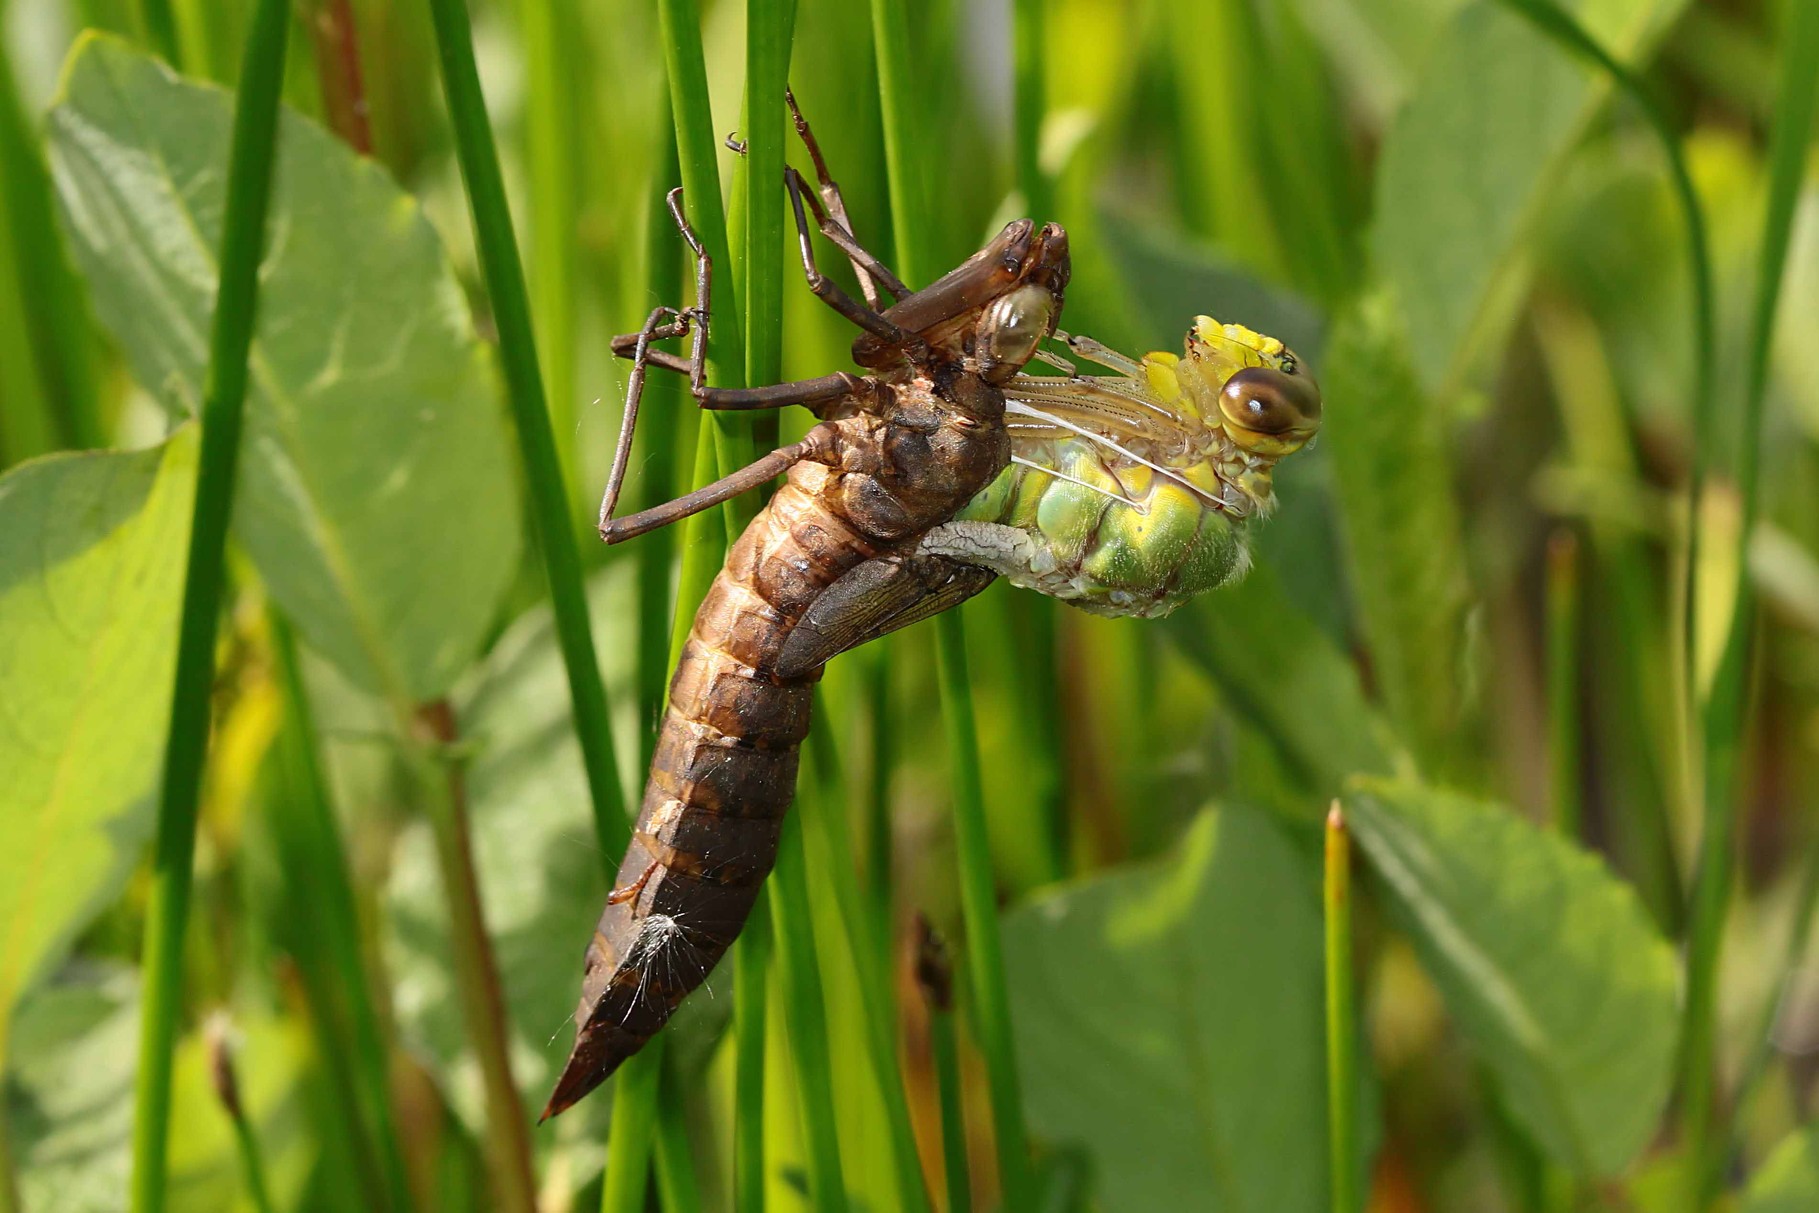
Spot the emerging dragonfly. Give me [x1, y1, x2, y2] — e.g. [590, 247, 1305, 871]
[543, 98, 1319, 1119]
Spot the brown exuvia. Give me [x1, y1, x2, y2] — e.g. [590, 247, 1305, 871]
[542, 108, 1070, 1118]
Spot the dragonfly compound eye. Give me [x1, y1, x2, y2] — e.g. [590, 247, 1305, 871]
[1217, 365, 1323, 456]
[976, 283, 1056, 382]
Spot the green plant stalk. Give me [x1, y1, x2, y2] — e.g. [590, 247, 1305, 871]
[0, 40, 102, 450]
[637, 96, 685, 766]
[520, 0, 580, 513]
[766, 819, 849, 1213]
[658, 0, 755, 533]
[228, 1109, 278, 1213]
[269, 614, 414, 1213]
[1011, 0, 1050, 223]
[424, 0, 628, 858]
[864, 650, 894, 937]
[654, 1064, 705, 1213]
[1681, 5, 1819, 1199]
[929, 999, 971, 1213]
[1730, 817, 1819, 1145]
[415, 703, 537, 1213]
[1325, 804, 1359, 1213]
[128, 3, 290, 1208]
[1545, 530, 1583, 839]
[139, 0, 180, 63]
[303, 0, 374, 154]
[731, 896, 771, 1213]
[601, 1039, 663, 1213]
[801, 728, 931, 1213]
[1487, 0, 1715, 802]
[936, 617, 1035, 1209]
[870, 0, 1033, 1200]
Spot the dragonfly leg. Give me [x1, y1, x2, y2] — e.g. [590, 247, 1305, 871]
[1057, 329, 1143, 376]
[784, 170, 923, 353]
[785, 88, 911, 307]
[599, 424, 839, 545]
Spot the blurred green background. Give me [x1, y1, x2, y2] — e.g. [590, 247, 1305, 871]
[1, 0, 1817, 1210]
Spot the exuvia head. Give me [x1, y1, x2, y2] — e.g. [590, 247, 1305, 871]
[976, 282, 1059, 383]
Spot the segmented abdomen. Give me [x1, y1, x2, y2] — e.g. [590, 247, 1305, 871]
[543, 467, 876, 1118]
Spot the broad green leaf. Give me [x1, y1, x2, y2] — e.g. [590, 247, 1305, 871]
[1003, 805, 1364, 1213]
[1322, 293, 1477, 777]
[1345, 778, 1677, 1174]
[7, 963, 313, 1212]
[0, 431, 195, 1057]
[384, 566, 637, 1146]
[47, 34, 521, 703]
[1373, 0, 1687, 394]
[1740, 1125, 1819, 1213]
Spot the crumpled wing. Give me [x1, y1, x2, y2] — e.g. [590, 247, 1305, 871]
[776, 552, 998, 678]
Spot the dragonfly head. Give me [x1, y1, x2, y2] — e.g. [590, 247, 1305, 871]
[1182, 316, 1321, 456]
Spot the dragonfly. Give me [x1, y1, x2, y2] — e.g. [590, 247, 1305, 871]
[543, 98, 1319, 1119]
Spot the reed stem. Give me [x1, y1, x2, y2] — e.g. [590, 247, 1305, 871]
[128, 3, 290, 1206]
[917, 920, 971, 1213]
[269, 614, 414, 1213]
[1682, 6, 1819, 1200]
[1545, 530, 1583, 839]
[415, 702, 537, 1213]
[869, 0, 1033, 1200]
[1325, 804, 1359, 1213]
[423, 0, 627, 861]
[600, 1040, 661, 1213]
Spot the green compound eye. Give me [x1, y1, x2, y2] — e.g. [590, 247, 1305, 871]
[1217, 365, 1322, 456]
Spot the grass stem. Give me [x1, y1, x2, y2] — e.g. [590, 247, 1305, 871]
[1681, 6, 1819, 1200]
[268, 614, 414, 1213]
[1325, 803, 1359, 1213]
[1545, 530, 1583, 839]
[600, 1041, 661, 1213]
[766, 820, 849, 1213]
[415, 702, 537, 1213]
[935, 616, 1034, 1209]
[868, 0, 1032, 1199]
[731, 898, 771, 1213]
[917, 919, 971, 1213]
[423, 0, 628, 862]
[128, 2, 290, 1206]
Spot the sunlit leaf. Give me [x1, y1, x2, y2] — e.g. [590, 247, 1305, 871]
[1374, 0, 1688, 393]
[47, 34, 521, 703]
[1345, 777, 1678, 1174]
[0, 431, 195, 1052]
[1004, 804, 1369, 1212]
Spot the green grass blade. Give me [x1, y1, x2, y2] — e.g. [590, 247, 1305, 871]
[1682, 3, 1819, 1199]
[869, 0, 1032, 1201]
[767, 821, 849, 1212]
[601, 1040, 662, 1213]
[732, 899, 771, 1213]
[1325, 804, 1359, 1213]
[1487, 0, 1715, 805]
[423, 0, 626, 853]
[0, 41, 102, 452]
[128, 2, 291, 1208]
[268, 613, 414, 1213]
[916, 923, 971, 1213]
[139, 0, 179, 64]
[936, 617, 1034, 1209]
[519, 0, 581, 513]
